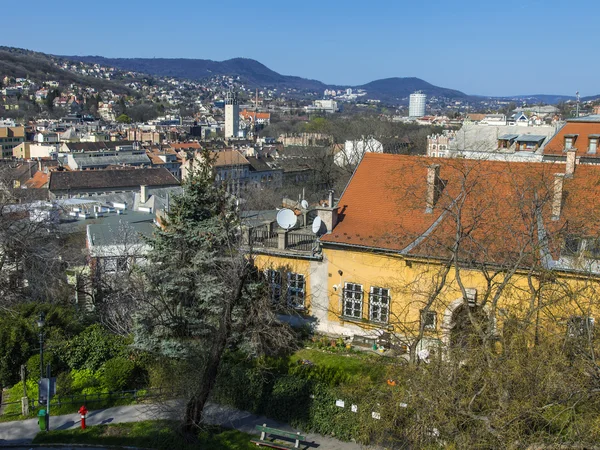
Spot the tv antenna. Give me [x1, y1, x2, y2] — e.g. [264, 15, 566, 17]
[276, 208, 297, 230]
[301, 199, 309, 210]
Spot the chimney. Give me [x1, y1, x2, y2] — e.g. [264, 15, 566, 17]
[316, 190, 338, 234]
[140, 185, 148, 203]
[565, 148, 577, 177]
[426, 164, 441, 213]
[552, 173, 565, 221]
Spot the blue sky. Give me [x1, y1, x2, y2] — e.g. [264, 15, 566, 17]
[2, 0, 598, 96]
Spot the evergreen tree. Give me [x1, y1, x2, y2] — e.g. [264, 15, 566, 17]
[133, 152, 294, 432]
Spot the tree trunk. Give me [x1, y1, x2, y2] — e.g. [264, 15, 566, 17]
[182, 270, 246, 433]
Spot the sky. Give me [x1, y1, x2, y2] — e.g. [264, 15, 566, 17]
[2, 0, 599, 97]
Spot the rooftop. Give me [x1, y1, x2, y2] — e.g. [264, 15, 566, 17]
[49, 168, 180, 191]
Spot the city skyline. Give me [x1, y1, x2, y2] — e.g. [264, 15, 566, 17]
[2, 0, 599, 97]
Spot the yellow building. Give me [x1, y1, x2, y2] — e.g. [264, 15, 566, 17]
[248, 153, 600, 354]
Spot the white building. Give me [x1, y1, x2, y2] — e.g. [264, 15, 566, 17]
[335, 138, 383, 167]
[409, 91, 427, 117]
[224, 92, 240, 139]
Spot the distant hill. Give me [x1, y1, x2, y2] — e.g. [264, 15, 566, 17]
[356, 77, 469, 102]
[61, 55, 470, 103]
[60, 55, 327, 91]
[0, 47, 134, 95]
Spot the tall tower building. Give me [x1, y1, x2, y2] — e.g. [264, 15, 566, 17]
[409, 91, 427, 118]
[225, 91, 239, 138]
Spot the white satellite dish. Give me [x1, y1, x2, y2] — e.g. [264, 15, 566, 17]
[301, 199, 309, 210]
[312, 216, 323, 235]
[276, 208, 297, 230]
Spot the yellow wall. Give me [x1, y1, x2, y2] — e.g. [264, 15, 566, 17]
[253, 254, 314, 310]
[252, 245, 600, 341]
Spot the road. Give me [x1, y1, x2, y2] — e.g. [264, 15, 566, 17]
[0, 401, 374, 449]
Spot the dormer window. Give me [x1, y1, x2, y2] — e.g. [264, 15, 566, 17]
[588, 135, 599, 154]
[564, 134, 578, 150]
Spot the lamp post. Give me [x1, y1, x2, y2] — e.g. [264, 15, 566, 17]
[37, 312, 45, 382]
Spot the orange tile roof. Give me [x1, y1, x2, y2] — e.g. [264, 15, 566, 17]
[240, 109, 271, 121]
[544, 117, 600, 157]
[169, 142, 202, 150]
[24, 171, 49, 189]
[321, 153, 600, 266]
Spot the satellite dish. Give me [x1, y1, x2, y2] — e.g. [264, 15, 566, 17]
[312, 216, 324, 235]
[276, 208, 297, 230]
[301, 199, 309, 210]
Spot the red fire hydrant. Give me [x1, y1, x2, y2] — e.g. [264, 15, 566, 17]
[79, 405, 88, 430]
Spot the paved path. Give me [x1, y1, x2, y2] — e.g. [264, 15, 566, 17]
[0, 401, 374, 449]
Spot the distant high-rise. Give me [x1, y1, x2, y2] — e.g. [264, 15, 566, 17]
[225, 91, 239, 138]
[409, 91, 427, 118]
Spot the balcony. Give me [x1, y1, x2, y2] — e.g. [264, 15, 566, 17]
[244, 225, 321, 259]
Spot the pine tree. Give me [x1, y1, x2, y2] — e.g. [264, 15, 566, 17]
[133, 151, 294, 432]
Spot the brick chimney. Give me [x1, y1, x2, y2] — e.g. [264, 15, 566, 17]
[552, 173, 565, 221]
[426, 164, 441, 213]
[565, 148, 577, 178]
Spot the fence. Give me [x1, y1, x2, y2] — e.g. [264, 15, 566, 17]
[250, 227, 278, 249]
[0, 387, 175, 418]
[287, 233, 317, 252]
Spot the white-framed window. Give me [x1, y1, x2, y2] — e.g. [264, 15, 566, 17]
[343, 282, 363, 319]
[421, 310, 437, 330]
[567, 316, 594, 338]
[589, 138, 598, 154]
[565, 136, 574, 150]
[369, 287, 390, 323]
[287, 272, 305, 309]
[265, 269, 282, 304]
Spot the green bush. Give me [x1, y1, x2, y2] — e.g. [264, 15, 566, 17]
[102, 357, 141, 392]
[64, 324, 128, 371]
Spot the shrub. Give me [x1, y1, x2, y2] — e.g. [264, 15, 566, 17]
[101, 357, 141, 392]
[64, 324, 128, 371]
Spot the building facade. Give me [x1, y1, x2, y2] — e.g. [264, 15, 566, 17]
[224, 92, 240, 139]
[409, 91, 426, 118]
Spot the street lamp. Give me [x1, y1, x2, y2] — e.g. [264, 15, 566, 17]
[37, 311, 45, 382]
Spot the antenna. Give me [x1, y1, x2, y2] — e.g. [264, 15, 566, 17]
[312, 216, 323, 235]
[301, 199, 309, 210]
[276, 208, 297, 230]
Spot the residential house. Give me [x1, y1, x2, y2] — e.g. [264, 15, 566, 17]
[543, 115, 600, 164]
[247, 153, 600, 355]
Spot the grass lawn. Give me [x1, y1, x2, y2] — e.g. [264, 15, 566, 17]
[33, 420, 258, 449]
[290, 347, 395, 383]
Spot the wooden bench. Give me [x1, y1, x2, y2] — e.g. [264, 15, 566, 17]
[251, 423, 306, 449]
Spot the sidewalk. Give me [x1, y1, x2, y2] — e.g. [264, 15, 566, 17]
[0, 401, 373, 449]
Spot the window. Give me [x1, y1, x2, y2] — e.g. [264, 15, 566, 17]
[116, 257, 128, 272]
[287, 273, 305, 309]
[265, 269, 282, 304]
[565, 136, 575, 150]
[369, 287, 390, 323]
[589, 138, 598, 154]
[564, 236, 582, 256]
[421, 310, 437, 330]
[567, 316, 594, 338]
[343, 282, 363, 319]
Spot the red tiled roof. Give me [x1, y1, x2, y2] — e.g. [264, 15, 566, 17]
[544, 118, 600, 157]
[321, 153, 600, 266]
[240, 109, 271, 121]
[169, 142, 202, 150]
[24, 171, 49, 189]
